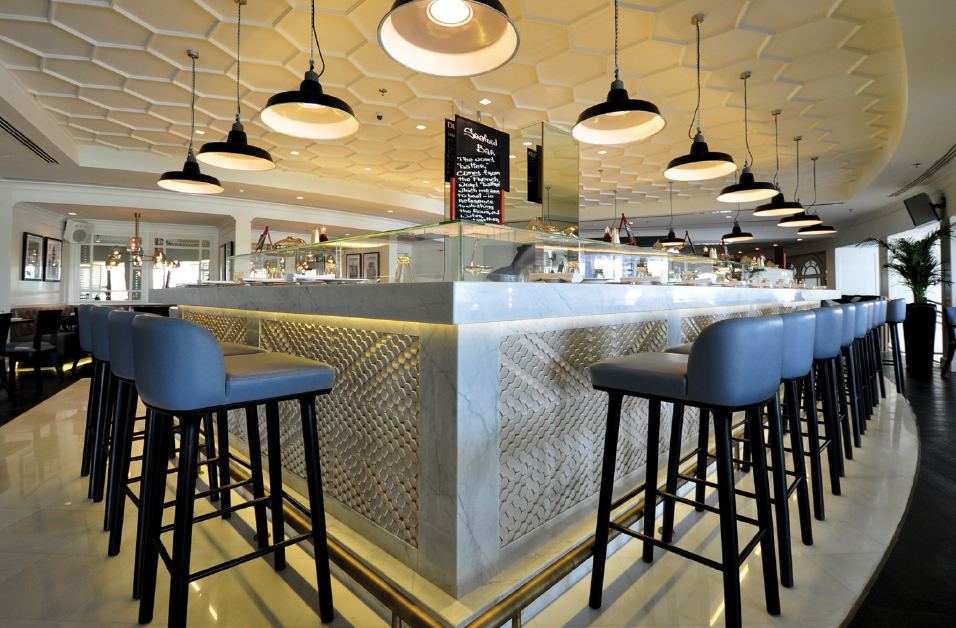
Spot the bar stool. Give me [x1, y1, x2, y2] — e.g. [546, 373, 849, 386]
[88, 305, 117, 501]
[589, 316, 782, 628]
[861, 302, 879, 415]
[886, 299, 906, 393]
[873, 301, 888, 398]
[854, 302, 874, 425]
[838, 304, 864, 449]
[807, 307, 845, 513]
[132, 316, 336, 626]
[78, 304, 99, 478]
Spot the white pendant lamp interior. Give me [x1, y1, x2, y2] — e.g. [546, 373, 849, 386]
[571, 0, 665, 145]
[260, 0, 359, 140]
[722, 205, 754, 243]
[717, 71, 777, 203]
[378, 0, 519, 77]
[157, 50, 224, 195]
[664, 14, 737, 182]
[196, 0, 275, 172]
[798, 156, 837, 235]
[661, 183, 685, 247]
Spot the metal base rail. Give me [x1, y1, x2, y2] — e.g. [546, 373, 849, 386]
[215, 424, 741, 628]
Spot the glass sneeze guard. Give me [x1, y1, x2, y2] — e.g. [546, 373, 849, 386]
[228, 220, 796, 285]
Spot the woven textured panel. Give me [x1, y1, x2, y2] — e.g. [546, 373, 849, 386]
[188, 312, 420, 548]
[498, 321, 670, 548]
[182, 310, 248, 343]
[680, 311, 751, 343]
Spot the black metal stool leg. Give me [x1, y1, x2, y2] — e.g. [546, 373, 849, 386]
[642, 399, 662, 564]
[300, 395, 335, 623]
[137, 412, 174, 622]
[843, 348, 864, 448]
[588, 391, 623, 609]
[890, 324, 905, 393]
[874, 330, 887, 398]
[832, 355, 853, 463]
[661, 403, 684, 544]
[105, 379, 136, 537]
[265, 402, 286, 571]
[802, 370, 826, 520]
[764, 393, 794, 588]
[694, 409, 710, 511]
[785, 380, 813, 545]
[714, 412, 742, 627]
[133, 409, 157, 600]
[245, 405, 270, 549]
[203, 413, 219, 502]
[819, 362, 843, 493]
[90, 367, 116, 502]
[81, 360, 102, 477]
[167, 415, 202, 628]
[216, 411, 232, 519]
[745, 408, 781, 617]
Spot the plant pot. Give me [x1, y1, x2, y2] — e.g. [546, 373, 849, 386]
[903, 303, 937, 374]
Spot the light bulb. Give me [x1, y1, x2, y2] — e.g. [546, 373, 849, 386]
[427, 0, 473, 26]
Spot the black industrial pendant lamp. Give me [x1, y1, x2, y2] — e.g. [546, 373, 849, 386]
[572, 0, 665, 145]
[660, 183, 686, 247]
[260, 0, 359, 139]
[664, 15, 736, 182]
[197, 0, 274, 171]
[778, 136, 822, 228]
[157, 50, 224, 194]
[797, 157, 837, 235]
[378, 0, 519, 77]
[722, 205, 754, 242]
[717, 72, 776, 203]
[753, 109, 804, 217]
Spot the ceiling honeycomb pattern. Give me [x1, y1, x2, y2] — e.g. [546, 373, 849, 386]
[0, 0, 904, 213]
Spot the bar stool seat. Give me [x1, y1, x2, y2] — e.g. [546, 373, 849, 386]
[133, 316, 337, 627]
[663, 342, 692, 355]
[219, 342, 266, 357]
[590, 352, 688, 400]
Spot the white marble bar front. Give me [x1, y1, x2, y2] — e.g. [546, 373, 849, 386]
[157, 283, 839, 605]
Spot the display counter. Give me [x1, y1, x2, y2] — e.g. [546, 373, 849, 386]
[158, 278, 837, 605]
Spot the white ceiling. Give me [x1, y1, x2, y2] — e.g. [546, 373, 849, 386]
[0, 0, 907, 232]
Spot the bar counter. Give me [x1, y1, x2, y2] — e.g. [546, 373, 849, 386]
[157, 282, 839, 601]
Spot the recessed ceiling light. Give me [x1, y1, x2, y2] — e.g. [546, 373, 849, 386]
[725, 215, 732, 218]
[238, 189, 244, 193]
[68, 212, 77, 216]
[423, 180, 429, 184]
[345, 233, 350, 236]
[773, 243, 778, 246]
[195, 130, 205, 135]
[387, 210, 393, 213]
[291, 150, 299, 155]
[296, 196, 303, 199]
[479, 98, 491, 105]
[365, 167, 372, 171]
[523, 141, 532, 146]
[797, 238, 803, 241]
[598, 150, 607, 155]
[509, 154, 515, 159]
[416, 124, 426, 130]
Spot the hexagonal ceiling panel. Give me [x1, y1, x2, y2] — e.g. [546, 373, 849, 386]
[0, 0, 904, 212]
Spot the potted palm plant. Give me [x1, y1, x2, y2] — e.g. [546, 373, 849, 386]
[862, 223, 953, 373]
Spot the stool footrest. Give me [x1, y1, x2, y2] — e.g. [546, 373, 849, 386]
[656, 489, 760, 527]
[675, 473, 757, 501]
[159, 493, 271, 532]
[189, 532, 314, 583]
[737, 530, 767, 568]
[611, 482, 648, 511]
[608, 522, 723, 571]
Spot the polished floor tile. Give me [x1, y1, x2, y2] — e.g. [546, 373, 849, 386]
[0, 378, 918, 628]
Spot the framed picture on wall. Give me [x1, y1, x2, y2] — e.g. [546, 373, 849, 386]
[21, 232, 43, 281]
[43, 237, 63, 282]
[363, 252, 380, 281]
[345, 253, 362, 279]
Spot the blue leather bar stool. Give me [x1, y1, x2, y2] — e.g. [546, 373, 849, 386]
[853, 302, 874, 426]
[886, 299, 906, 393]
[861, 302, 879, 415]
[78, 304, 100, 478]
[88, 305, 117, 501]
[838, 304, 864, 449]
[873, 301, 888, 397]
[132, 316, 336, 627]
[589, 317, 782, 628]
[808, 307, 846, 509]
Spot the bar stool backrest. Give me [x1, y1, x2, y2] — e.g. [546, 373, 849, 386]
[839, 304, 857, 347]
[687, 316, 783, 408]
[132, 316, 226, 413]
[877, 300, 887, 326]
[0, 312, 11, 346]
[887, 298, 906, 324]
[945, 306, 956, 327]
[866, 301, 877, 330]
[853, 302, 869, 339]
[90, 306, 113, 362]
[108, 310, 157, 381]
[811, 307, 843, 360]
[779, 311, 816, 380]
[77, 304, 94, 353]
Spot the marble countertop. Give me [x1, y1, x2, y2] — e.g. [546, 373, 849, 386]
[157, 283, 840, 325]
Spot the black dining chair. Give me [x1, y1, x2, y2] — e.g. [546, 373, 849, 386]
[2, 309, 64, 391]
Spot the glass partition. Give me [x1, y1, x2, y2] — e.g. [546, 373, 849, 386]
[229, 220, 796, 285]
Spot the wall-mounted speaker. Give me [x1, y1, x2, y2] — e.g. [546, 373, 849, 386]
[64, 219, 93, 244]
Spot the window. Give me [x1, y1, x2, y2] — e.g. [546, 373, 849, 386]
[78, 236, 142, 301]
[151, 238, 211, 289]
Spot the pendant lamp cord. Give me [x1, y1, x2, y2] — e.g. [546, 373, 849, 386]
[235, 0, 241, 122]
[668, 182, 674, 230]
[772, 110, 780, 189]
[810, 156, 818, 209]
[689, 18, 701, 139]
[794, 136, 801, 203]
[309, 0, 327, 78]
[743, 74, 752, 167]
[614, 0, 620, 81]
[188, 54, 196, 154]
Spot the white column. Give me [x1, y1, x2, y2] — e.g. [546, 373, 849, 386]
[0, 189, 13, 312]
[233, 212, 254, 257]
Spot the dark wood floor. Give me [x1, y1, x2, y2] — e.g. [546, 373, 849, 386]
[0, 359, 90, 429]
[849, 365, 956, 627]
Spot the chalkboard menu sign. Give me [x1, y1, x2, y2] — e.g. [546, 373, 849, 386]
[527, 146, 542, 204]
[444, 118, 456, 183]
[451, 115, 509, 224]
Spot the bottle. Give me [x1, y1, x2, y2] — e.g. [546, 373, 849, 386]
[602, 227, 611, 242]
[611, 228, 620, 244]
[319, 226, 329, 242]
